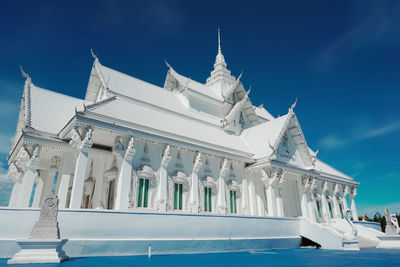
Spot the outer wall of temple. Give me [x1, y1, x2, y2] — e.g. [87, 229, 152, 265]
[0, 207, 300, 258]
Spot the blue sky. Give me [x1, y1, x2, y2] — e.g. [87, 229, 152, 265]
[0, 0, 399, 216]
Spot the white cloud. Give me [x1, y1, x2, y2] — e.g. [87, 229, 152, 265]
[361, 122, 400, 139]
[313, 1, 400, 71]
[0, 134, 12, 155]
[319, 135, 347, 149]
[319, 120, 400, 150]
[0, 163, 12, 207]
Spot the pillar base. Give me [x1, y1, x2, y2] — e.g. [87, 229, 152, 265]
[7, 239, 68, 264]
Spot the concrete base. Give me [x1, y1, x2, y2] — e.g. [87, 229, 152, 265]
[7, 239, 68, 264]
[377, 235, 400, 249]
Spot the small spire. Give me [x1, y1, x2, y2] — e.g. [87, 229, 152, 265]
[218, 27, 221, 54]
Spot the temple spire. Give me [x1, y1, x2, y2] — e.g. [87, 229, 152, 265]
[206, 28, 235, 93]
[218, 27, 221, 54]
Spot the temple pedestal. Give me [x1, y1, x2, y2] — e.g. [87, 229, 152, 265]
[376, 235, 400, 249]
[7, 239, 68, 264]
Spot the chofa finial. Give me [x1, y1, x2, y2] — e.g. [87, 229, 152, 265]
[20, 65, 30, 80]
[290, 97, 298, 111]
[164, 59, 171, 69]
[90, 48, 98, 60]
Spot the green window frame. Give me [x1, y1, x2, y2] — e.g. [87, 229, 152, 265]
[316, 200, 322, 218]
[204, 187, 212, 212]
[174, 183, 183, 210]
[230, 190, 237, 214]
[328, 202, 333, 218]
[138, 178, 149, 208]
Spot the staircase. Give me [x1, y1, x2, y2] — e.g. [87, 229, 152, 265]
[300, 217, 359, 250]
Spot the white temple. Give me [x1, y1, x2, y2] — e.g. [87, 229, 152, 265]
[3, 31, 384, 258]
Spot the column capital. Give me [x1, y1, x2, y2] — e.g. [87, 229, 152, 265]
[8, 163, 23, 183]
[161, 145, 172, 168]
[69, 126, 93, 152]
[192, 152, 203, 173]
[15, 145, 40, 172]
[322, 180, 329, 193]
[343, 185, 351, 196]
[301, 175, 311, 192]
[113, 136, 136, 161]
[220, 158, 230, 178]
[351, 187, 357, 198]
[333, 183, 340, 196]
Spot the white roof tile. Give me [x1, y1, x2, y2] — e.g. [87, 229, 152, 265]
[28, 83, 85, 134]
[85, 97, 253, 155]
[241, 115, 289, 159]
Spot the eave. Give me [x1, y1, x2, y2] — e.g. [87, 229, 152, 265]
[59, 113, 255, 163]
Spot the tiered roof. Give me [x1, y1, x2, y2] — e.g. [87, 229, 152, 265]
[11, 36, 355, 182]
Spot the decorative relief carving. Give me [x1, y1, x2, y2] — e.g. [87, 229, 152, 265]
[69, 127, 93, 152]
[29, 194, 60, 240]
[161, 145, 172, 168]
[8, 163, 22, 183]
[220, 159, 230, 178]
[193, 152, 203, 173]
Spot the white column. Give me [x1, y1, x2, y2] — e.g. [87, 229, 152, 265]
[8, 181, 22, 207]
[343, 195, 349, 211]
[350, 188, 358, 221]
[31, 176, 44, 208]
[301, 191, 309, 218]
[248, 177, 257, 215]
[58, 154, 74, 209]
[300, 176, 310, 218]
[256, 184, 265, 216]
[115, 137, 136, 210]
[307, 192, 317, 222]
[16, 168, 37, 208]
[241, 178, 249, 215]
[70, 150, 89, 209]
[157, 145, 171, 211]
[266, 185, 276, 216]
[276, 185, 284, 217]
[321, 192, 330, 221]
[217, 159, 229, 214]
[69, 127, 93, 209]
[332, 195, 340, 219]
[189, 152, 202, 213]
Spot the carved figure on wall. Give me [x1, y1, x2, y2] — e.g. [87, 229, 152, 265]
[384, 208, 399, 235]
[30, 193, 60, 240]
[343, 209, 357, 241]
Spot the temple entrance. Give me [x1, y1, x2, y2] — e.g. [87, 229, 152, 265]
[84, 195, 90, 209]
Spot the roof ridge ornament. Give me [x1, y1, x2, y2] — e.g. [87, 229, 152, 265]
[289, 97, 298, 112]
[91, 48, 98, 61]
[20, 65, 31, 82]
[164, 59, 172, 69]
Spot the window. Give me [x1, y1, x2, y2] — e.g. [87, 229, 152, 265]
[339, 203, 344, 219]
[230, 190, 237, 214]
[174, 183, 183, 210]
[138, 178, 149, 208]
[328, 202, 333, 218]
[316, 200, 322, 218]
[204, 187, 212, 212]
